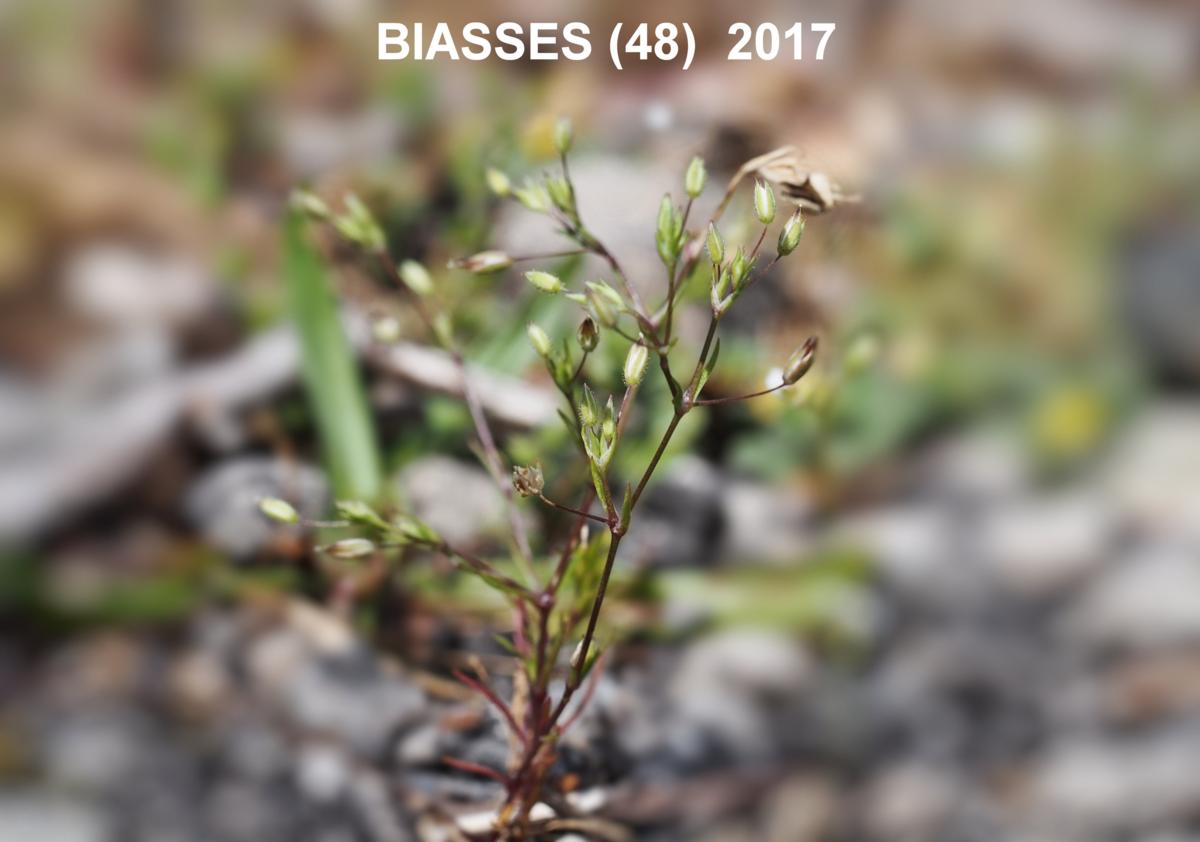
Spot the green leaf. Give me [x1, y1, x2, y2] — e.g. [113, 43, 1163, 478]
[283, 210, 383, 501]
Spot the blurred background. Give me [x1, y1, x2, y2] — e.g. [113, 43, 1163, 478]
[2, 0, 1199, 839]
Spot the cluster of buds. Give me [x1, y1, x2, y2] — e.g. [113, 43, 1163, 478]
[706, 179, 808, 318]
[291, 189, 386, 254]
[578, 385, 617, 471]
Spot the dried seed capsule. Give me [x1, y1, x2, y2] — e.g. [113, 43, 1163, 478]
[623, 343, 649, 386]
[527, 323, 553, 357]
[258, 497, 299, 524]
[525, 270, 563, 294]
[777, 210, 805, 256]
[685, 156, 707, 199]
[452, 250, 513, 274]
[577, 317, 599, 352]
[783, 337, 819, 385]
[754, 179, 776, 225]
[511, 463, 545, 498]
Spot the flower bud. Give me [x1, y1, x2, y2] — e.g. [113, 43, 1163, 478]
[514, 181, 550, 213]
[511, 463, 545, 498]
[623, 343, 649, 386]
[545, 176, 576, 215]
[525, 270, 563, 294]
[258, 497, 299, 524]
[399, 260, 434, 297]
[290, 189, 330, 220]
[706, 222, 725, 265]
[485, 167, 511, 197]
[753, 179, 776, 225]
[777, 210, 805, 256]
[335, 500, 383, 525]
[553, 117, 574, 155]
[783, 337, 819, 385]
[527, 323, 553, 357]
[326, 538, 376, 559]
[730, 247, 750, 290]
[577, 317, 599, 352]
[371, 315, 401, 344]
[337, 193, 385, 252]
[451, 250, 512, 274]
[685, 156, 707, 198]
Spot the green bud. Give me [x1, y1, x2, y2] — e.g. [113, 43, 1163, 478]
[258, 497, 299, 524]
[553, 117, 574, 155]
[685, 156, 707, 198]
[753, 179, 776, 225]
[485, 167, 511, 197]
[623, 343, 649, 386]
[513, 180, 550, 213]
[451, 250, 512, 274]
[339, 193, 385, 252]
[844, 333, 880, 374]
[371, 315, 401, 344]
[525, 270, 563, 294]
[577, 317, 599, 352]
[326, 538, 376, 559]
[579, 385, 600, 428]
[335, 500, 384, 526]
[777, 210, 805, 256]
[706, 222, 725, 265]
[527, 323, 552, 357]
[730, 247, 750, 290]
[399, 260, 434, 297]
[512, 463, 545, 498]
[783, 337, 819, 385]
[545, 176, 576, 216]
[290, 189, 330, 220]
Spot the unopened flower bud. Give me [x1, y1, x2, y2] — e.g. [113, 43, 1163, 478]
[777, 210, 805, 256]
[706, 222, 725, 265]
[514, 181, 550, 213]
[577, 317, 599, 352]
[783, 337, 819, 385]
[326, 538, 376, 559]
[754, 179, 776, 225]
[511, 463, 545, 498]
[525, 270, 563, 294]
[553, 117, 574, 155]
[259, 497, 299, 524]
[623, 343, 649, 386]
[371, 315, 401, 344]
[399, 260, 434, 297]
[685, 156, 707, 199]
[527, 323, 553, 357]
[452, 250, 512, 274]
[485, 167, 511, 197]
[335, 500, 382, 525]
[290, 189, 330, 220]
[545, 176, 575, 215]
[730, 247, 750, 290]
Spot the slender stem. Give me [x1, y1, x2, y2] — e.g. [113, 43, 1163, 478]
[695, 382, 786, 406]
[537, 495, 608, 525]
[453, 668, 526, 745]
[376, 251, 538, 587]
[510, 248, 587, 262]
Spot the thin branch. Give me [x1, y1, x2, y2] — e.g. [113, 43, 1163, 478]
[695, 382, 787, 407]
[537, 495, 609, 525]
[453, 668, 527, 745]
[441, 756, 510, 785]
